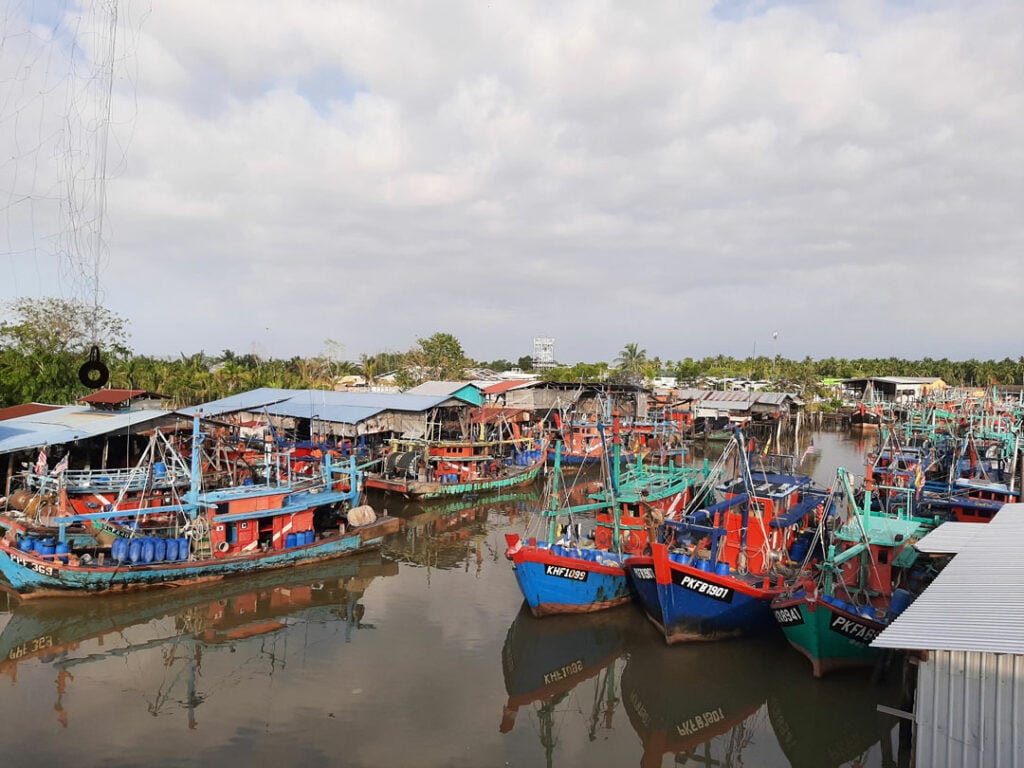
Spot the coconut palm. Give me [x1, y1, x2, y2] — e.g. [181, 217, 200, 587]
[614, 343, 648, 377]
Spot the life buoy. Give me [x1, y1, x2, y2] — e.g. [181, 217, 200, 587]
[217, 541, 229, 553]
[595, 527, 612, 550]
[624, 530, 642, 553]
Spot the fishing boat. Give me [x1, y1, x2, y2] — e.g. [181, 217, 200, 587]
[849, 382, 888, 431]
[365, 433, 547, 499]
[2, 428, 196, 550]
[505, 439, 715, 617]
[770, 468, 927, 677]
[633, 435, 830, 643]
[0, 416, 401, 598]
[385, 489, 540, 570]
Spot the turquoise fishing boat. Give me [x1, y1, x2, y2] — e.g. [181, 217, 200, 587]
[770, 467, 928, 677]
[0, 416, 400, 598]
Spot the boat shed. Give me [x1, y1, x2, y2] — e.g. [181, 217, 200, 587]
[497, 382, 651, 420]
[843, 377, 946, 402]
[180, 387, 486, 440]
[672, 389, 801, 420]
[405, 381, 485, 407]
[0, 401, 179, 497]
[872, 505, 1024, 767]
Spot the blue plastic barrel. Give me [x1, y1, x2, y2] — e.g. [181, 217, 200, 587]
[698, 559, 714, 572]
[165, 538, 178, 561]
[153, 538, 167, 562]
[286, 532, 297, 548]
[859, 605, 876, 619]
[715, 562, 731, 576]
[38, 539, 56, 557]
[111, 538, 125, 562]
[56, 542, 70, 564]
[21, 536, 37, 552]
[305, 530, 315, 545]
[141, 538, 156, 564]
[129, 538, 143, 563]
[789, 540, 809, 562]
[178, 537, 189, 560]
[888, 588, 913, 617]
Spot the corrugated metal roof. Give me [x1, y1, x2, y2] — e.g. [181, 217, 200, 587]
[0, 406, 175, 454]
[483, 379, 536, 395]
[672, 389, 796, 406]
[873, 505, 1024, 653]
[179, 388, 481, 426]
[78, 388, 154, 404]
[914, 522, 985, 554]
[0, 403, 61, 421]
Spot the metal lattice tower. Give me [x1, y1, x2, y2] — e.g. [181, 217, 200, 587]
[532, 337, 556, 369]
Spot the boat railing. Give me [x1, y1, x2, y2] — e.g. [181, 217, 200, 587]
[26, 464, 189, 495]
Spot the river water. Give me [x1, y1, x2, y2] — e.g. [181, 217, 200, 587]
[0, 430, 910, 767]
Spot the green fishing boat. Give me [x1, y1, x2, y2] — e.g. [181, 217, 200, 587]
[771, 468, 927, 677]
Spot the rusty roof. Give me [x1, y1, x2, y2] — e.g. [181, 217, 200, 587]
[0, 403, 62, 421]
[483, 379, 537, 395]
[78, 389, 158, 405]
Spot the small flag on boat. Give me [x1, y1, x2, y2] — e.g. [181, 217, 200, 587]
[52, 454, 69, 475]
[34, 447, 47, 475]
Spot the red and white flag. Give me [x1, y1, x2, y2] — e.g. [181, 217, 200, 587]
[52, 454, 69, 475]
[34, 448, 47, 475]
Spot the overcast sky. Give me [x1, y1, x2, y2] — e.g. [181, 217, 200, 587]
[2, 0, 1022, 365]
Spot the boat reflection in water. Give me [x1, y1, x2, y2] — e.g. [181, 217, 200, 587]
[383, 489, 540, 570]
[621, 626, 908, 768]
[767, 646, 905, 768]
[499, 603, 633, 767]
[621, 628, 773, 768]
[0, 552, 398, 728]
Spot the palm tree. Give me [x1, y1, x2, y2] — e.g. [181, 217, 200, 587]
[614, 343, 648, 377]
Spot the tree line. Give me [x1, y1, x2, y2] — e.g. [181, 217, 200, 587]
[1, 299, 1021, 409]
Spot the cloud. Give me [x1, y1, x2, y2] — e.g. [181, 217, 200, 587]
[2, 0, 1022, 363]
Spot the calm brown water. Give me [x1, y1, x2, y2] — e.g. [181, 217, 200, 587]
[0, 431, 910, 767]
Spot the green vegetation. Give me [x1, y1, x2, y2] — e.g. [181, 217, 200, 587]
[1, 300, 1022, 408]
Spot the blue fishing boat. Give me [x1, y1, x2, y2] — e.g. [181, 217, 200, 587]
[506, 439, 714, 617]
[0, 416, 400, 598]
[633, 434, 829, 643]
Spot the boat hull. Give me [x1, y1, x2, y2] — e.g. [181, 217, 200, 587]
[0, 517, 400, 599]
[505, 537, 633, 616]
[772, 594, 886, 678]
[652, 547, 778, 643]
[623, 555, 663, 626]
[366, 460, 544, 499]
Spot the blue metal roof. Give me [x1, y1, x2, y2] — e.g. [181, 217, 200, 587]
[179, 388, 476, 426]
[0, 406, 173, 455]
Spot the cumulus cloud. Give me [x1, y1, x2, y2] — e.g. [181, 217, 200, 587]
[2, 0, 1022, 363]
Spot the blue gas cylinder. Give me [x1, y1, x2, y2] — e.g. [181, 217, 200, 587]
[56, 542, 70, 564]
[141, 538, 156, 564]
[165, 538, 178, 561]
